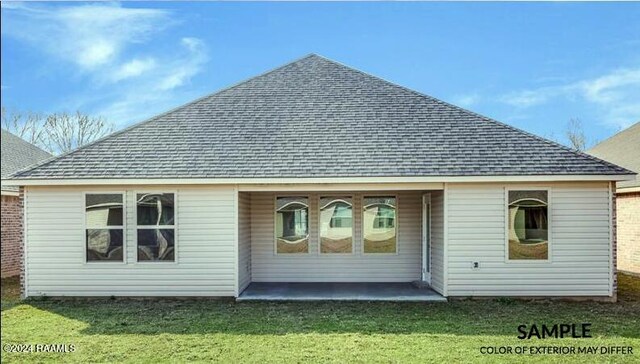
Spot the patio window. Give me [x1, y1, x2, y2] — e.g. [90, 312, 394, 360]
[363, 196, 397, 253]
[275, 197, 309, 254]
[508, 190, 549, 260]
[319, 197, 353, 253]
[136, 193, 176, 262]
[85, 193, 124, 262]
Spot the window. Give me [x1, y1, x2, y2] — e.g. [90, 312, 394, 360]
[137, 193, 176, 262]
[319, 197, 353, 253]
[275, 197, 309, 254]
[363, 196, 397, 253]
[508, 190, 549, 260]
[85, 193, 124, 262]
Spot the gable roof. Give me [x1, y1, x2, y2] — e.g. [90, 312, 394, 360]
[588, 122, 640, 189]
[1, 129, 51, 191]
[8, 54, 633, 181]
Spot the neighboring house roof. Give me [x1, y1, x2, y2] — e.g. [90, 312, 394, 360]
[1, 129, 51, 192]
[588, 122, 640, 190]
[8, 54, 634, 181]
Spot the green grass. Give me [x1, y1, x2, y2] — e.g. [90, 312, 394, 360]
[1, 275, 639, 363]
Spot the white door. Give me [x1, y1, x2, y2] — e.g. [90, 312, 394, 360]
[422, 194, 432, 283]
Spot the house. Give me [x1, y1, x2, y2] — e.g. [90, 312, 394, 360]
[3, 55, 635, 300]
[588, 122, 640, 275]
[1, 129, 51, 278]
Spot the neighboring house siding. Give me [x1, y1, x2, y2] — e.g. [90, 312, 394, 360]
[446, 182, 613, 297]
[24, 186, 236, 297]
[238, 192, 252, 293]
[249, 191, 430, 282]
[430, 191, 445, 294]
[1, 194, 22, 278]
[617, 192, 640, 274]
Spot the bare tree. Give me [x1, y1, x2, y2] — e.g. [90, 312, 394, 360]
[565, 118, 587, 151]
[40, 112, 114, 154]
[1, 107, 46, 145]
[1, 108, 114, 154]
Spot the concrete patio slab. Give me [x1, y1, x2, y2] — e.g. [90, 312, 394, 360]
[237, 282, 447, 302]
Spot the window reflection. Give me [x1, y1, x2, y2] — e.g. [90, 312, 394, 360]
[363, 197, 397, 253]
[320, 197, 353, 253]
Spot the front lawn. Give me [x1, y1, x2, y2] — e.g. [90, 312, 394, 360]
[1, 275, 639, 363]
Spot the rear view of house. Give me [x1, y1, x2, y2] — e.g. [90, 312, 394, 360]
[589, 123, 640, 275]
[4, 55, 634, 300]
[1, 129, 51, 278]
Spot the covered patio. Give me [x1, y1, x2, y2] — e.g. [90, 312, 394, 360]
[237, 187, 446, 300]
[237, 282, 447, 302]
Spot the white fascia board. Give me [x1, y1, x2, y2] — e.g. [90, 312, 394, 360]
[2, 174, 635, 187]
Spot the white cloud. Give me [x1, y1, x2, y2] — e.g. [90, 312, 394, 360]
[2, 3, 170, 70]
[111, 58, 157, 82]
[91, 37, 209, 125]
[500, 68, 640, 128]
[578, 68, 640, 104]
[157, 38, 207, 91]
[453, 93, 481, 108]
[3, 3, 210, 127]
[500, 89, 552, 108]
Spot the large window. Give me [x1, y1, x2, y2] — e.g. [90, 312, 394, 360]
[363, 196, 397, 253]
[137, 193, 176, 262]
[319, 197, 353, 253]
[275, 197, 309, 254]
[508, 190, 549, 260]
[85, 193, 124, 262]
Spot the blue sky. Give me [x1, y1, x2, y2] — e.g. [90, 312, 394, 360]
[2, 2, 639, 146]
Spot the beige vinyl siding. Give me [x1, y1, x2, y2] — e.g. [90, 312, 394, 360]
[24, 185, 237, 297]
[238, 192, 252, 293]
[250, 191, 424, 282]
[446, 182, 612, 297]
[430, 191, 445, 294]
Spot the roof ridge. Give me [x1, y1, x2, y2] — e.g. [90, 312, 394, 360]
[10, 54, 321, 178]
[8, 54, 634, 179]
[315, 56, 633, 174]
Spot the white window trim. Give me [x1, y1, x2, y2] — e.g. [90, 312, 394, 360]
[273, 195, 310, 255]
[318, 196, 355, 255]
[134, 190, 178, 264]
[361, 194, 399, 255]
[83, 191, 126, 264]
[504, 187, 552, 264]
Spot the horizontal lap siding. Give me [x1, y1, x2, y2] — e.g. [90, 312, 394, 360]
[25, 186, 237, 297]
[446, 183, 612, 296]
[250, 191, 422, 282]
[430, 191, 445, 294]
[238, 192, 252, 293]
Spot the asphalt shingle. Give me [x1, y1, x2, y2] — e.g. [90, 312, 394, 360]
[1, 129, 51, 190]
[9, 54, 634, 180]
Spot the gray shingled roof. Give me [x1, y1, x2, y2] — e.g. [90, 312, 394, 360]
[9, 54, 634, 180]
[1, 129, 51, 191]
[588, 122, 640, 189]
